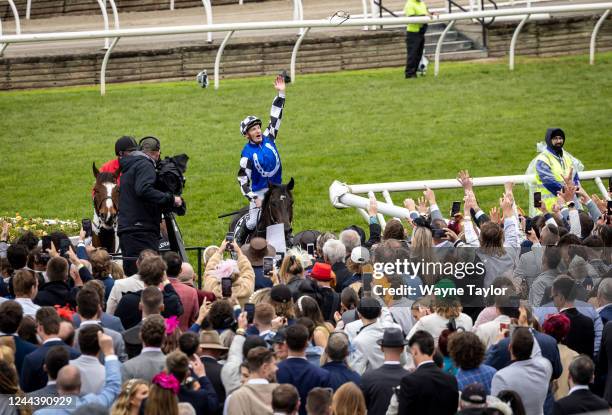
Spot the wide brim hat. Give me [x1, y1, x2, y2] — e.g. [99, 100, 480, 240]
[199, 330, 229, 350]
[241, 237, 276, 267]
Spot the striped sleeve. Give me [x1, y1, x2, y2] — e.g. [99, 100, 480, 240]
[263, 92, 285, 140]
[237, 156, 254, 200]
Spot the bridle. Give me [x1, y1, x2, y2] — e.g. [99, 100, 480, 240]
[93, 185, 118, 227]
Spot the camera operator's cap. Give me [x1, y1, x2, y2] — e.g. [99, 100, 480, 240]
[350, 246, 370, 264]
[139, 136, 161, 152]
[310, 262, 333, 282]
[241, 237, 276, 267]
[270, 284, 292, 304]
[357, 297, 382, 320]
[199, 330, 228, 351]
[268, 327, 287, 344]
[461, 383, 487, 405]
[240, 116, 262, 136]
[115, 136, 138, 156]
[376, 328, 409, 347]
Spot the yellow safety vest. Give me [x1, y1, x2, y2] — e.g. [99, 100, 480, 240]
[534, 150, 575, 210]
[404, 0, 428, 32]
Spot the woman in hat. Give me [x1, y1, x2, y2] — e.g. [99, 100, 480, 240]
[240, 237, 277, 291]
[203, 239, 255, 308]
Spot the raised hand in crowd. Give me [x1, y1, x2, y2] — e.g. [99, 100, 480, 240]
[504, 181, 514, 198]
[191, 354, 207, 378]
[98, 330, 115, 356]
[47, 241, 60, 258]
[442, 227, 459, 242]
[575, 186, 591, 205]
[500, 193, 514, 218]
[423, 187, 436, 207]
[557, 182, 577, 203]
[195, 298, 212, 325]
[368, 195, 378, 217]
[417, 197, 428, 215]
[592, 194, 608, 214]
[237, 311, 248, 331]
[457, 169, 473, 192]
[404, 198, 416, 212]
[463, 190, 477, 216]
[489, 206, 501, 224]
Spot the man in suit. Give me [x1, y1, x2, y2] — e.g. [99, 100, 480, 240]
[225, 346, 279, 415]
[320, 331, 360, 391]
[596, 321, 612, 403]
[491, 327, 553, 415]
[198, 330, 228, 415]
[597, 278, 612, 326]
[74, 287, 128, 362]
[120, 314, 166, 382]
[20, 306, 80, 392]
[276, 324, 330, 415]
[552, 275, 595, 358]
[70, 324, 106, 395]
[122, 286, 163, 359]
[114, 255, 183, 330]
[27, 346, 69, 410]
[35, 331, 122, 415]
[361, 328, 410, 415]
[554, 355, 609, 415]
[349, 297, 404, 375]
[0, 300, 37, 374]
[397, 330, 458, 415]
[73, 280, 124, 332]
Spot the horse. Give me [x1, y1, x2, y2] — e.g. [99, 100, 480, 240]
[230, 178, 295, 246]
[92, 162, 119, 253]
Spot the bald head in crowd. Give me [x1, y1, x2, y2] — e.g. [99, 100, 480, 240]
[178, 262, 196, 285]
[57, 365, 82, 395]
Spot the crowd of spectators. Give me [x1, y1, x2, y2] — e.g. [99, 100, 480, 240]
[0, 168, 611, 415]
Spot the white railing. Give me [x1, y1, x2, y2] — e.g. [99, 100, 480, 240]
[329, 170, 612, 225]
[0, 3, 610, 95]
[0, 0, 20, 56]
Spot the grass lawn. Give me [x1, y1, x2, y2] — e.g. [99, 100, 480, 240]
[1, 53, 611, 250]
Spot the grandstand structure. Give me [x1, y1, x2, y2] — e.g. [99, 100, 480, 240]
[0, 0, 611, 90]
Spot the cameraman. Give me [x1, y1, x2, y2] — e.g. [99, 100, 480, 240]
[118, 137, 183, 276]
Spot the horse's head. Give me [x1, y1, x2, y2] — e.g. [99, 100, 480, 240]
[92, 162, 119, 228]
[261, 177, 294, 234]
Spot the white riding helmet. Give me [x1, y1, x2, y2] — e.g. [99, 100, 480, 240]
[240, 115, 262, 136]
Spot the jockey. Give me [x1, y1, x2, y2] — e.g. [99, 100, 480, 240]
[99, 136, 138, 184]
[237, 75, 286, 231]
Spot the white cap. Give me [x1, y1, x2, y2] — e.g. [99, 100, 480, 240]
[350, 246, 370, 264]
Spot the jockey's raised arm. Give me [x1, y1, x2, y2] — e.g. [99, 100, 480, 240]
[264, 75, 286, 141]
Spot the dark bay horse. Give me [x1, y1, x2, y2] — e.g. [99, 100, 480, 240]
[230, 178, 295, 246]
[92, 162, 119, 252]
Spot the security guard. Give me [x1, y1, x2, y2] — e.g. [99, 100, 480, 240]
[534, 128, 580, 210]
[404, 0, 431, 78]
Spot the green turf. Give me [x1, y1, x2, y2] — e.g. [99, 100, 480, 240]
[1, 53, 611, 249]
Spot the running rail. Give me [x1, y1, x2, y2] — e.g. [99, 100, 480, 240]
[329, 170, 612, 221]
[1, 3, 609, 94]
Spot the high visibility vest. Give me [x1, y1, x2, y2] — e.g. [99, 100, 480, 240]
[534, 150, 574, 210]
[404, 0, 428, 32]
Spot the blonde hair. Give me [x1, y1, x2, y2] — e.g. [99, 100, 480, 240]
[332, 382, 366, 415]
[434, 298, 462, 319]
[249, 288, 271, 305]
[111, 262, 125, 280]
[111, 379, 149, 415]
[278, 248, 308, 283]
[144, 383, 178, 415]
[203, 246, 220, 266]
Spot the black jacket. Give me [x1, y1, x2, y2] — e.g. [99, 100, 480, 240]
[115, 284, 184, 330]
[118, 151, 174, 234]
[34, 280, 79, 309]
[361, 363, 410, 415]
[597, 322, 612, 403]
[332, 262, 353, 294]
[553, 389, 609, 415]
[561, 307, 595, 358]
[397, 362, 458, 415]
[201, 356, 226, 415]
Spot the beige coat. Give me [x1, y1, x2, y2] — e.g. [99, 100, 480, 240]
[203, 250, 255, 307]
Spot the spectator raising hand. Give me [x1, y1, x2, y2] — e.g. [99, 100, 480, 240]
[457, 169, 473, 192]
